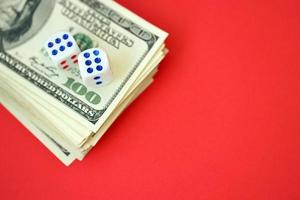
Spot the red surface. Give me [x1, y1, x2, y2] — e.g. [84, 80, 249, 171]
[1, 0, 300, 199]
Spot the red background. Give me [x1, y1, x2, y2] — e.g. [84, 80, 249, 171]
[1, 0, 300, 199]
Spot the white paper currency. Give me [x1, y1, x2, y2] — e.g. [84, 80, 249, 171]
[0, 0, 168, 132]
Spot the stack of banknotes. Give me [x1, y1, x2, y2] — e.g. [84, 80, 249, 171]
[0, 0, 168, 165]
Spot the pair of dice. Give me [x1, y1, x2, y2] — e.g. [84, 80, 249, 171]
[45, 32, 112, 87]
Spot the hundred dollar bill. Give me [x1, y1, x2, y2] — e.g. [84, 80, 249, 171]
[0, 47, 166, 157]
[0, 46, 166, 149]
[0, 0, 168, 133]
[0, 43, 166, 145]
[0, 64, 157, 162]
[0, 71, 154, 165]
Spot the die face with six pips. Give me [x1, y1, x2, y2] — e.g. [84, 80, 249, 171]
[45, 32, 81, 70]
[78, 48, 112, 87]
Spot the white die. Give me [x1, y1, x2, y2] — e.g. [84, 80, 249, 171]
[45, 32, 81, 70]
[78, 48, 112, 87]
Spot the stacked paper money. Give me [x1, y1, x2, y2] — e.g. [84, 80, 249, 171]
[0, 0, 168, 165]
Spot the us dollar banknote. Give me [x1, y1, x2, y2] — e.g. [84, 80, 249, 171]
[0, 0, 168, 133]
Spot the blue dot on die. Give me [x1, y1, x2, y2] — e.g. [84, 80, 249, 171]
[52, 49, 58, 55]
[84, 52, 90, 58]
[96, 81, 102, 85]
[87, 68, 93, 73]
[94, 76, 100, 80]
[93, 50, 100, 56]
[85, 60, 92, 66]
[48, 42, 54, 48]
[59, 46, 65, 51]
[67, 42, 73, 47]
[95, 57, 101, 63]
[55, 38, 61, 44]
[63, 34, 69, 40]
[96, 65, 103, 71]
